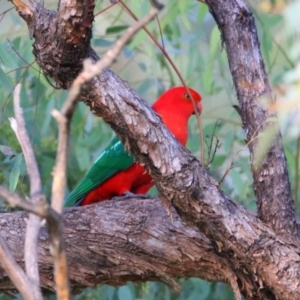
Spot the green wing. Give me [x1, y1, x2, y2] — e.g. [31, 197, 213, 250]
[64, 136, 134, 207]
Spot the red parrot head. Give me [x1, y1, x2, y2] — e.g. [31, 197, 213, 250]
[152, 86, 203, 145]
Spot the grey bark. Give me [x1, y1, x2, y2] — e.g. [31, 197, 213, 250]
[0, 198, 299, 300]
[206, 0, 299, 241]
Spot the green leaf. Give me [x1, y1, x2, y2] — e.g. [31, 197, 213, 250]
[181, 14, 191, 30]
[138, 62, 146, 72]
[9, 165, 20, 192]
[93, 38, 114, 47]
[106, 25, 129, 35]
[224, 130, 235, 153]
[128, 30, 148, 50]
[209, 25, 220, 60]
[230, 169, 244, 196]
[265, 14, 283, 28]
[262, 31, 272, 67]
[202, 66, 213, 95]
[0, 66, 13, 93]
[212, 155, 226, 168]
[75, 146, 90, 172]
[0, 44, 18, 69]
[197, 4, 208, 23]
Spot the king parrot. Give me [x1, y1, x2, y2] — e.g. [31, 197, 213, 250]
[64, 87, 202, 207]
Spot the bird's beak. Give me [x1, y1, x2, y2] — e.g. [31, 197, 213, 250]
[193, 102, 202, 115]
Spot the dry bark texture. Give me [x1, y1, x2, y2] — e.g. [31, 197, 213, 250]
[206, 0, 299, 242]
[0, 198, 300, 300]
[2, 0, 299, 299]
[0, 199, 229, 292]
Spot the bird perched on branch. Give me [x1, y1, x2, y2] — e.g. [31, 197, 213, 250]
[64, 87, 202, 207]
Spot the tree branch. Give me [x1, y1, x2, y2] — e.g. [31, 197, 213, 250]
[0, 237, 33, 300]
[11, 84, 43, 299]
[0, 187, 45, 216]
[9, 85, 70, 299]
[0, 198, 298, 299]
[205, 0, 299, 241]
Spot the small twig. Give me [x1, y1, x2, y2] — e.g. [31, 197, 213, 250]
[94, 1, 117, 17]
[208, 121, 220, 158]
[12, 84, 43, 300]
[205, 136, 221, 169]
[7, 39, 40, 73]
[218, 127, 261, 186]
[0, 237, 33, 300]
[207, 137, 220, 169]
[204, 121, 221, 168]
[154, 15, 165, 50]
[218, 150, 242, 187]
[1, 61, 34, 114]
[0, 7, 14, 23]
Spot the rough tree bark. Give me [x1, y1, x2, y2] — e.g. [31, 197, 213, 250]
[1, 0, 300, 299]
[0, 199, 234, 293]
[1, 198, 300, 299]
[206, 0, 300, 242]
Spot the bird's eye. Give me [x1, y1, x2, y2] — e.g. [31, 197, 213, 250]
[184, 93, 190, 99]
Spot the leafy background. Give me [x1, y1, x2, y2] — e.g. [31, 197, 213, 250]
[0, 0, 299, 299]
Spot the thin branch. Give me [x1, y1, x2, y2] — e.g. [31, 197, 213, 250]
[7, 39, 40, 73]
[94, 2, 117, 17]
[12, 84, 43, 300]
[1, 61, 34, 117]
[218, 127, 261, 186]
[12, 84, 71, 299]
[0, 188, 67, 299]
[9, 94, 42, 194]
[0, 237, 33, 300]
[0, 7, 14, 24]
[205, 121, 221, 168]
[0, 186, 46, 217]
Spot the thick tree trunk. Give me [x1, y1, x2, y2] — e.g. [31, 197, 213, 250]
[3, 0, 300, 299]
[206, 0, 299, 243]
[0, 198, 299, 300]
[0, 199, 231, 293]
